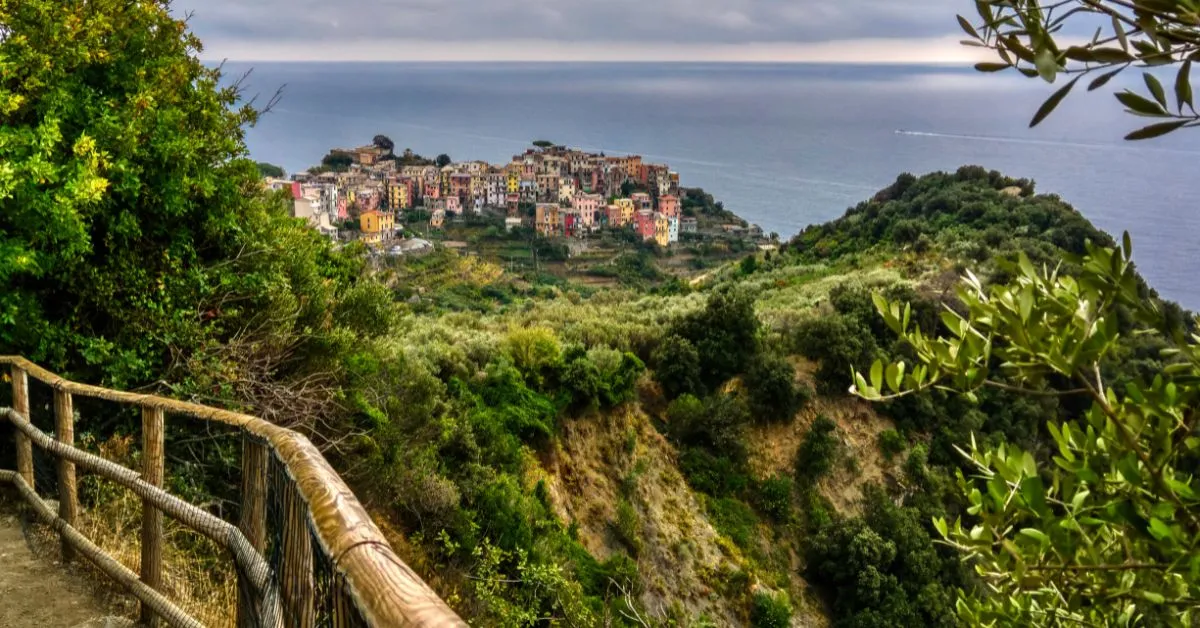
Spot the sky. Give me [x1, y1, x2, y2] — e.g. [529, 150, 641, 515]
[180, 0, 995, 63]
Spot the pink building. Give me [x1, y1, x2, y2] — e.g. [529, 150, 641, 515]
[606, 205, 624, 227]
[572, 193, 602, 230]
[337, 198, 349, 220]
[636, 209, 656, 241]
[450, 173, 471, 200]
[658, 194, 680, 218]
[445, 196, 462, 215]
[632, 192, 652, 211]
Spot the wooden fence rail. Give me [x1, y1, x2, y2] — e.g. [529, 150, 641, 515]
[0, 356, 466, 628]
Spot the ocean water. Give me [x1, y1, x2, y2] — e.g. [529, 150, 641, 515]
[228, 62, 1200, 309]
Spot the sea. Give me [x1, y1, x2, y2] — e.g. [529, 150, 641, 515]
[227, 62, 1200, 310]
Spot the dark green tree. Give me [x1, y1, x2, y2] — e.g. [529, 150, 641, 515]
[373, 134, 395, 155]
[436, 153, 452, 168]
[742, 352, 807, 422]
[256, 162, 285, 178]
[652, 335, 704, 398]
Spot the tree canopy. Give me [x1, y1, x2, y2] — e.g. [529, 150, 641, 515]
[0, 0, 366, 389]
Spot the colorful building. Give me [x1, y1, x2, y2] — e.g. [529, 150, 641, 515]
[632, 192, 652, 211]
[655, 213, 671, 247]
[359, 210, 395, 245]
[658, 194, 680, 217]
[606, 204, 624, 227]
[636, 209, 655, 241]
[615, 198, 636, 225]
[572, 193, 602, 231]
[535, 203, 560, 237]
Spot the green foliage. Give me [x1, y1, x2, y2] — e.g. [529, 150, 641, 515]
[652, 335, 704, 398]
[706, 496, 758, 548]
[753, 474, 795, 522]
[0, 0, 376, 400]
[805, 488, 960, 627]
[792, 169, 1102, 268]
[750, 591, 793, 628]
[742, 351, 807, 422]
[667, 393, 751, 459]
[561, 345, 644, 410]
[678, 447, 750, 498]
[256, 162, 285, 178]
[856, 237, 1200, 626]
[322, 152, 354, 171]
[613, 498, 642, 556]
[503, 327, 563, 388]
[436, 154, 452, 168]
[959, 0, 1200, 139]
[672, 289, 761, 391]
[876, 429, 906, 461]
[795, 415, 839, 483]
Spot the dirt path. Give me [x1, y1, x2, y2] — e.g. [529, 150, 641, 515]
[0, 512, 126, 628]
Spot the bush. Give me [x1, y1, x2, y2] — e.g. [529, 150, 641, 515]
[706, 497, 758, 548]
[743, 352, 806, 422]
[678, 447, 750, 498]
[503, 327, 563, 388]
[667, 394, 750, 458]
[793, 315, 880, 395]
[653, 335, 705, 398]
[672, 290, 761, 390]
[795, 415, 839, 482]
[750, 591, 793, 628]
[613, 498, 642, 556]
[877, 429, 906, 461]
[754, 475, 794, 522]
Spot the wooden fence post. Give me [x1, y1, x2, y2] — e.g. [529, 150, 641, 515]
[237, 435, 268, 628]
[11, 366, 33, 491]
[141, 405, 165, 628]
[54, 388, 78, 562]
[281, 480, 314, 627]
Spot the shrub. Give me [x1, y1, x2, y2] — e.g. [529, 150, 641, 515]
[652, 335, 704, 398]
[673, 290, 761, 390]
[743, 352, 806, 422]
[877, 429, 906, 461]
[503, 327, 563, 388]
[795, 415, 839, 482]
[793, 314, 880, 395]
[706, 497, 758, 548]
[614, 498, 642, 556]
[678, 447, 750, 498]
[754, 475, 794, 522]
[667, 394, 750, 458]
[750, 591, 793, 628]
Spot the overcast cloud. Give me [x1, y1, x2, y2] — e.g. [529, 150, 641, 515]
[182, 0, 989, 62]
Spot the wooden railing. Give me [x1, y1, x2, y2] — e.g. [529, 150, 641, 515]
[0, 356, 466, 628]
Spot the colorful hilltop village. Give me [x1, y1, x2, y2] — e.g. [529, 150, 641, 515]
[265, 140, 761, 251]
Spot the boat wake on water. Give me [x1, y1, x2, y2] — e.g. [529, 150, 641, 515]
[894, 129, 1200, 156]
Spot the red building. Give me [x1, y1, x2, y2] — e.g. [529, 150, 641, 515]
[635, 209, 655, 241]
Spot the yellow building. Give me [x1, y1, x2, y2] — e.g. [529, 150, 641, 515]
[615, 198, 636, 225]
[387, 183, 411, 210]
[655, 213, 671, 247]
[360, 210, 395, 245]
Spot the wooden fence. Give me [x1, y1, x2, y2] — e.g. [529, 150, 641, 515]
[0, 356, 466, 628]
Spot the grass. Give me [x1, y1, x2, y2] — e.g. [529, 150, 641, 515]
[74, 434, 238, 627]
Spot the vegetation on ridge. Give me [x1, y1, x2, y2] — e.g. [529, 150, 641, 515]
[3, 1, 1199, 626]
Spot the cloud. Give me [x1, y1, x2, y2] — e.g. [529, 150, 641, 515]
[179, 0, 985, 61]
